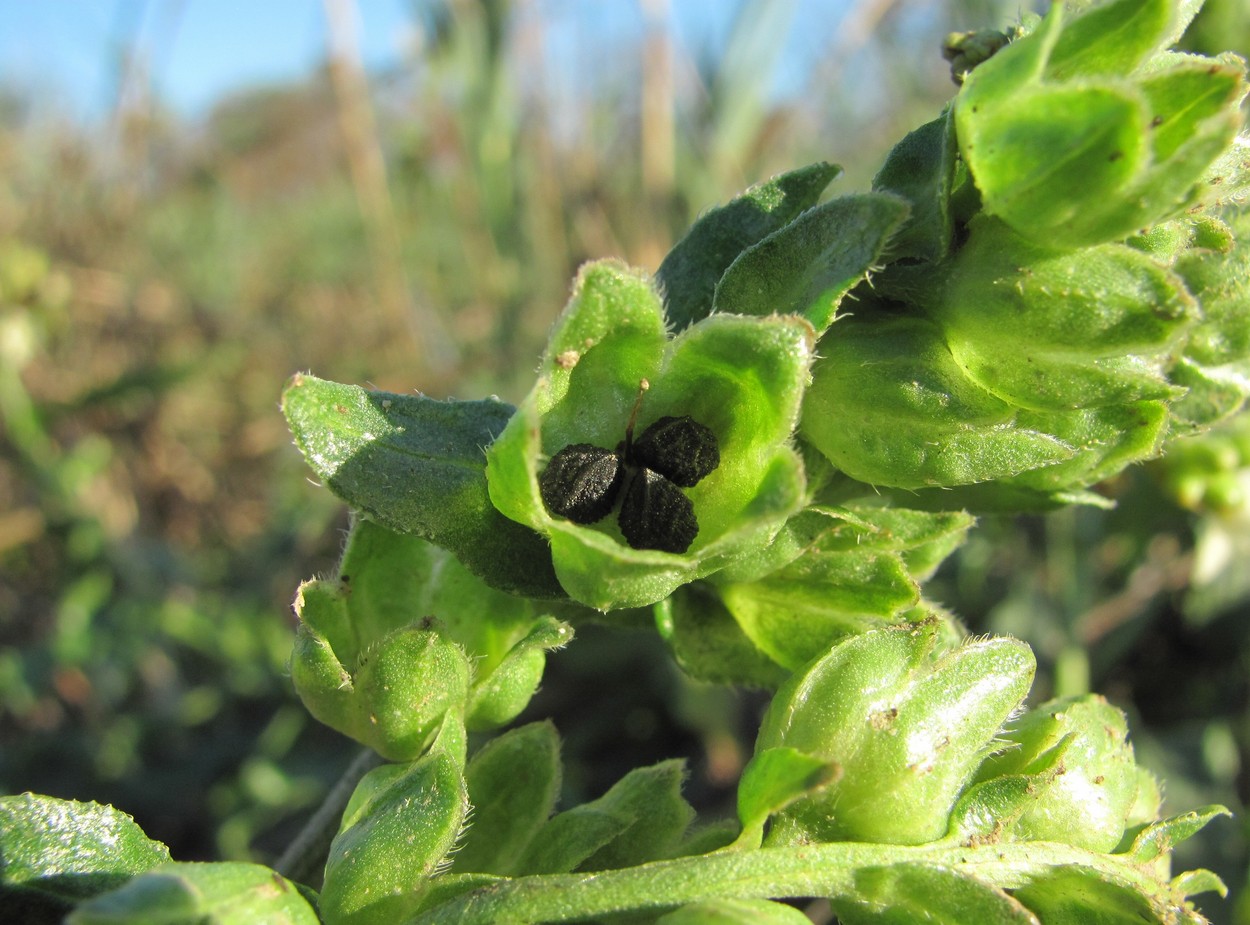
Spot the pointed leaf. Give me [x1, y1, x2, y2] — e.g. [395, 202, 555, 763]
[657, 163, 842, 330]
[713, 192, 910, 334]
[454, 722, 563, 876]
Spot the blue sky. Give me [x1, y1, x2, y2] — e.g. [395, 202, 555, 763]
[0, 1, 414, 119]
[0, 1, 856, 124]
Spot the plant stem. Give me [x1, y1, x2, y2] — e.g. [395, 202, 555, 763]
[409, 839, 1186, 924]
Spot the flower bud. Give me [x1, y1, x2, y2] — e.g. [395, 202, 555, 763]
[757, 622, 1034, 845]
[973, 694, 1141, 852]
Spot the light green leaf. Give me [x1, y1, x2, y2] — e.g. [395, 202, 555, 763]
[66, 862, 318, 925]
[454, 722, 562, 876]
[0, 795, 171, 923]
[657, 898, 814, 924]
[737, 747, 839, 843]
[832, 863, 1038, 925]
[801, 314, 1075, 489]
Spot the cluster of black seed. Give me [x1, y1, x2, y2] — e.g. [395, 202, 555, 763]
[538, 411, 719, 554]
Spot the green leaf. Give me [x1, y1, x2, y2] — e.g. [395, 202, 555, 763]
[1124, 805, 1232, 864]
[282, 374, 561, 598]
[454, 722, 562, 876]
[657, 163, 842, 330]
[936, 218, 1195, 412]
[321, 738, 470, 925]
[0, 794, 171, 923]
[1012, 866, 1164, 925]
[737, 747, 839, 843]
[466, 617, 573, 732]
[517, 761, 695, 875]
[954, 0, 1245, 247]
[656, 898, 814, 924]
[513, 808, 632, 876]
[1007, 402, 1169, 492]
[712, 192, 910, 334]
[1043, 0, 1173, 81]
[722, 505, 973, 650]
[960, 83, 1146, 246]
[872, 111, 958, 266]
[1171, 868, 1228, 901]
[831, 863, 1038, 925]
[65, 862, 318, 925]
[712, 507, 925, 670]
[947, 745, 1068, 843]
[654, 587, 789, 689]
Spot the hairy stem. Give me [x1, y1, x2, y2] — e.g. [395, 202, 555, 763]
[410, 839, 1183, 924]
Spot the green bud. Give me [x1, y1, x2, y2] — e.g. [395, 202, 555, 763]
[291, 520, 574, 758]
[291, 586, 471, 762]
[973, 695, 1142, 852]
[757, 622, 1034, 845]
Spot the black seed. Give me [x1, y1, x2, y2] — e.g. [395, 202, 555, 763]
[631, 415, 720, 487]
[539, 443, 623, 524]
[618, 467, 699, 553]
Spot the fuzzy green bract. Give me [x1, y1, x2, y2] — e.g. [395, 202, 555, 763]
[955, 0, 1245, 248]
[800, 0, 1249, 502]
[486, 259, 814, 610]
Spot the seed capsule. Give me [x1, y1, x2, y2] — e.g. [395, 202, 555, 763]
[537, 383, 720, 553]
[619, 467, 699, 553]
[631, 415, 720, 487]
[538, 443, 623, 524]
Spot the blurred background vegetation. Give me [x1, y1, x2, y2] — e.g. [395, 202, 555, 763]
[2, 0, 1249, 921]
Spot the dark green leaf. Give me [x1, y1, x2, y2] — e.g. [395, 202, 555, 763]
[282, 374, 561, 598]
[872, 111, 958, 266]
[655, 586, 789, 688]
[713, 193, 909, 334]
[657, 163, 842, 330]
[517, 761, 695, 875]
